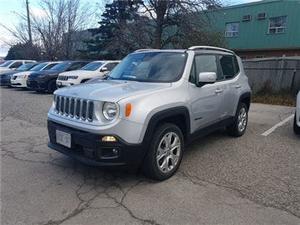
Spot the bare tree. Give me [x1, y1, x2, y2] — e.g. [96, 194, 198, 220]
[31, 0, 95, 59]
[1, 0, 96, 60]
[139, 0, 222, 48]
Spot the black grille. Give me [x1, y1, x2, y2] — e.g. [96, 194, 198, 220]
[54, 95, 94, 121]
[58, 76, 68, 81]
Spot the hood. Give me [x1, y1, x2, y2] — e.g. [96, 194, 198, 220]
[30, 70, 59, 77]
[54, 80, 172, 102]
[0, 69, 13, 75]
[59, 70, 98, 76]
[14, 71, 31, 77]
[0, 70, 18, 77]
[0, 67, 11, 70]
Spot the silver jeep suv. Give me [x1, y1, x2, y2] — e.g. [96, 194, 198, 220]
[48, 46, 251, 180]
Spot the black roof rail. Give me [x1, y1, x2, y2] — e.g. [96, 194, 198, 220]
[188, 46, 234, 54]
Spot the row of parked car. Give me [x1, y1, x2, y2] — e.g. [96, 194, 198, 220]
[0, 59, 120, 93]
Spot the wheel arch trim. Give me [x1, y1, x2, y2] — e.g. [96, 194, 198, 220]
[141, 106, 191, 145]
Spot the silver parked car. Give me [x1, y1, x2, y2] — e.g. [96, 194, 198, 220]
[47, 46, 251, 180]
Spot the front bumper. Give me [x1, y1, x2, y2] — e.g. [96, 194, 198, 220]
[27, 78, 47, 91]
[11, 78, 27, 87]
[0, 77, 11, 86]
[296, 108, 300, 127]
[56, 80, 79, 88]
[48, 120, 147, 167]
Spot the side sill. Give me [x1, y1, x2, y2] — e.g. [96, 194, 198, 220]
[187, 117, 234, 144]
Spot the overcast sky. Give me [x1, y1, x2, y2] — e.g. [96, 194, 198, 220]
[0, 0, 261, 57]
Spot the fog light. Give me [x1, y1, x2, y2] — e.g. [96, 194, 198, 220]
[102, 136, 117, 142]
[98, 147, 120, 159]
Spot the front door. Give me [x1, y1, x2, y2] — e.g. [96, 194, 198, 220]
[188, 54, 225, 133]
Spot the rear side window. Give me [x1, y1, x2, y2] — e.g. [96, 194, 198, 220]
[106, 63, 118, 71]
[219, 55, 239, 79]
[44, 63, 58, 70]
[190, 55, 220, 83]
[67, 62, 86, 71]
[10, 62, 22, 69]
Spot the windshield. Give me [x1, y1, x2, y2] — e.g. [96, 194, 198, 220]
[49, 62, 71, 71]
[30, 63, 48, 71]
[82, 62, 103, 71]
[0, 60, 12, 67]
[108, 52, 187, 82]
[16, 63, 36, 71]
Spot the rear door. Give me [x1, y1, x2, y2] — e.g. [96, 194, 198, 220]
[218, 54, 241, 117]
[188, 54, 225, 132]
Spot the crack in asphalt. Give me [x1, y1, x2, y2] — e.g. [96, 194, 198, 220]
[39, 172, 161, 225]
[2, 129, 299, 223]
[104, 180, 162, 225]
[178, 171, 300, 219]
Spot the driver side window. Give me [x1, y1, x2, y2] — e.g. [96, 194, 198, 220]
[189, 55, 221, 84]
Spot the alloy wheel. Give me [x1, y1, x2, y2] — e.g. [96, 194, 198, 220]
[156, 132, 181, 174]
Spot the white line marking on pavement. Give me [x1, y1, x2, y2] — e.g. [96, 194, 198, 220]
[261, 114, 294, 136]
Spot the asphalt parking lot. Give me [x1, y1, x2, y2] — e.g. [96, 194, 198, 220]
[1, 87, 299, 225]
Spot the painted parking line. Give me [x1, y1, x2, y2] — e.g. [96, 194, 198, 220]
[261, 114, 294, 136]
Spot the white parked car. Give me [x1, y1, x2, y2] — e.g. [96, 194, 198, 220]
[0, 60, 36, 75]
[10, 61, 61, 88]
[294, 91, 300, 135]
[56, 60, 120, 88]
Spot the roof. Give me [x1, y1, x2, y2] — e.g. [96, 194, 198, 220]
[217, 0, 282, 10]
[134, 46, 234, 54]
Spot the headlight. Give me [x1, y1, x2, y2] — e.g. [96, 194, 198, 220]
[68, 76, 78, 79]
[102, 102, 118, 121]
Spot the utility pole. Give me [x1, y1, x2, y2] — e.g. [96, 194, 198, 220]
[26, 0, 33, 45]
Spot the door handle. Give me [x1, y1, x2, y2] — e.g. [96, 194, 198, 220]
[215, 89, 223, 94]
[235, 84, 242, 89]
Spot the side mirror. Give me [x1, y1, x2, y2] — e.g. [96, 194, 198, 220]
[100, 67, 108, 72]
[197, 72, 217, 86]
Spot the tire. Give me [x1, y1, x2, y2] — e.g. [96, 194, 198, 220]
[143, 123, 184, 181]
[294, 113, 300, 135]
[227, 102, 248, 137]
[47, 80, 57, 93]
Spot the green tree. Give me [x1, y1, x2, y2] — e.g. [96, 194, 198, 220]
[5, 42, 41, 60]
[82, 0, 225, 59]
[81, 0, 150, 59]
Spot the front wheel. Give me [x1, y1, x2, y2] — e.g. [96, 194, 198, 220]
[227, 102, 248, 137]
[143, 123, 184, 181]
[294, 113, 300, 135]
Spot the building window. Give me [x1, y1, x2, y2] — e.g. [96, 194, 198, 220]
[242, 15, 251, 22]
[225, 22, 239, 37]
[257, 12, 266, 20]
[268, 16, 287, 34]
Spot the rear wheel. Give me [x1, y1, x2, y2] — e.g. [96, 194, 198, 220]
[143, 123, 184, 180]
[227, 102, 248, 137]
[47, 80, 57, 93]
[294, 113, 300, 135]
